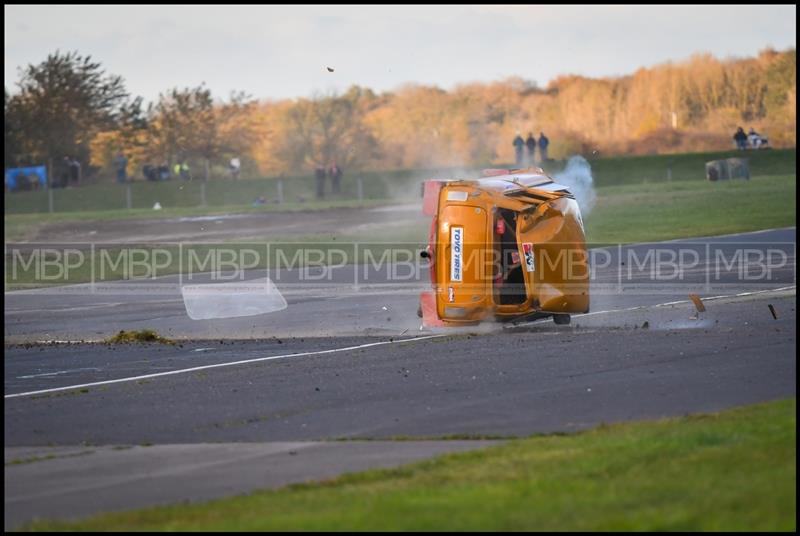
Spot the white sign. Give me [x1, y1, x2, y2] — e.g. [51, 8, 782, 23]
[522, 242, 535, 272]
[451, 227, 463, 282]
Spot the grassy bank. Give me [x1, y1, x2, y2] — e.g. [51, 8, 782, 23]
[23, 398, 796, 531]
[5, 148, 795, 216]
[585, 147, 795, 187]
[585, 173, 796, 244]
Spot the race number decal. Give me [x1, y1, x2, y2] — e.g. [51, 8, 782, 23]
[522, 242, 535, 272]
[450, 227, 463, 281]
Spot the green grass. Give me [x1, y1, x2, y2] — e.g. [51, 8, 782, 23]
[4, 148, 795, 241]
[584, 147, 796, 187]
[6, 148, 793, 216]
[22, 398, 796, 531]
[584, 173, 796, 244]
[3, 166, 443, 215]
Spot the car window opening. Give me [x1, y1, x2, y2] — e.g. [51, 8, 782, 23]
[495, 208, 527, 305]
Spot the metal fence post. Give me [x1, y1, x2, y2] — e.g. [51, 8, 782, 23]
[277, 180, 284, 204]
[357, 177, 363, 202]
[126, 183, 132, 210]
[200, 181, 207, 207]
[48, 187, 54, 214]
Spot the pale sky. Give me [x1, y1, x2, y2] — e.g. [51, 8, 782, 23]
[4, 5, 797, 104]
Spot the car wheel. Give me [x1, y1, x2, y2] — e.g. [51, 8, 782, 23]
[553, 314, 570, 325]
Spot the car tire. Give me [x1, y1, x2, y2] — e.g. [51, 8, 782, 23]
[553, 314, 570, 325]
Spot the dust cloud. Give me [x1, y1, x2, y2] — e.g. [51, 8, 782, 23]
[554, 155, 597, 216]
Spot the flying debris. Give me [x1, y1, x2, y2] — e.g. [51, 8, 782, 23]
[768, 304, 778, 319]
[689, 294, 706, 313]
[181, 278, 287, 320]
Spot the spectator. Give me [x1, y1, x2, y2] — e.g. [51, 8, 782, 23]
[113, 152, 128, 183]
[733, 127, 747, 150]
[173, 161, 191, 180]
[68, 157, 81, 185]
[179, 161, 191, 180]
[59, 156, 71, 188]
[525, 132, 536, 166]
[229, 157, 241, 180]
[512, 133, 525, 166]
[158, 163, 170, 181]
[143, 164, 157, 181]
[315, 165, 326, 199]
[747, 127, 767, 149]
[538, 132, 550, 162]
[328, 161, 343, 194]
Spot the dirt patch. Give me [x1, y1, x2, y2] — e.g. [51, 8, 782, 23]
[106, 330, 176, 345]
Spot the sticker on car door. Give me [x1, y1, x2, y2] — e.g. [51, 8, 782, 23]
[522, 242, 535, 272]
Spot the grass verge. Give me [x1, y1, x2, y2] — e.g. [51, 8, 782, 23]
[22, 398, 796, 531]
[584, 173, 796, 244]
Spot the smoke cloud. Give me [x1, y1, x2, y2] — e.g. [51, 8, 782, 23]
[554, 155, 596, 216]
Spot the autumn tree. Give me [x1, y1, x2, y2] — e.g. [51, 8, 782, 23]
[5, 51, 134, 182]
[276, 86, 380, 173]
[146, 85, 258, 179]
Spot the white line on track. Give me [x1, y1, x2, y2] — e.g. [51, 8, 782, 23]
[615, 225, 795, 248]
[6, 286, 796, 399]
[513, 285, 797, 326]
[4, 335, 447, 399]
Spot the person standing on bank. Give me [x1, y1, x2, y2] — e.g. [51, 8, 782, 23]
[525, 132, 536, 166]
[512, 133, 525, 166]
[328, 161, 343, 194]
[315, 164, 326, 199]
[538, 131, 550, 162]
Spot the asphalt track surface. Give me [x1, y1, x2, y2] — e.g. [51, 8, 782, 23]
[4, 228, 796, 528]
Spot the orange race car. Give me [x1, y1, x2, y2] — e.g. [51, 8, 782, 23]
[419, 167, 590, 327]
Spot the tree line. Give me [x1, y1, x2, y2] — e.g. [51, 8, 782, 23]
[5, 48, 795, 183]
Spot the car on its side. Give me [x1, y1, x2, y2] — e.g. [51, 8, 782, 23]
[419, 167, 590, 327]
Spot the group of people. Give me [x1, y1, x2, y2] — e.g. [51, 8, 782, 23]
[56, 155, 82, 188]
[142, 163, 172, 182]
[113, 152, 195, 183]
[314, 162, 343, 198]
[513, 131, 550, 167]
[733, 127, 769, 150]
[136, 159, 190, 182]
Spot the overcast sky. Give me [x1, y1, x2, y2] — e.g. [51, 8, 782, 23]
[5, 5, 796, 104]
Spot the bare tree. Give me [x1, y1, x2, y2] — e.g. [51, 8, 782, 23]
[277, 86, 379, 172]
